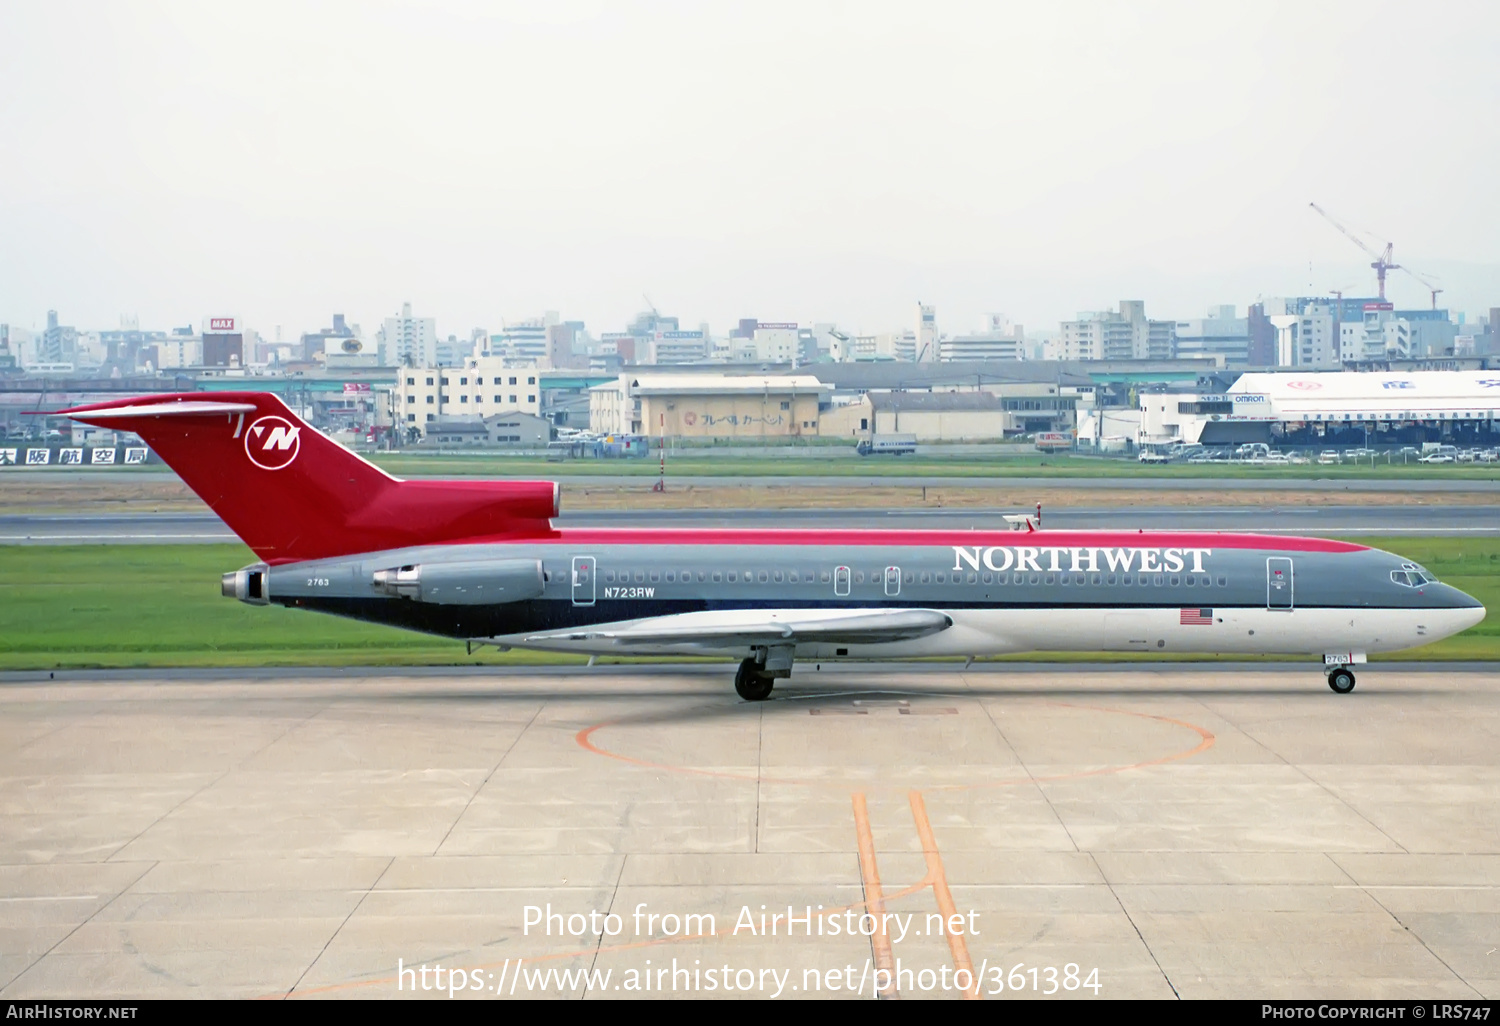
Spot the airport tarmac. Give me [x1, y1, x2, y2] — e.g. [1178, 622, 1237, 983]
[1, 664, 1496, 1000]
[3, 505, 1499, 543]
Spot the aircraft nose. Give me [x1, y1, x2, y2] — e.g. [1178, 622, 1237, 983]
[1445, 586, 1486, 630]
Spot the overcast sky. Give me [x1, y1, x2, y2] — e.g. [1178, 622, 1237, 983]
[2, 0, 1497, 339]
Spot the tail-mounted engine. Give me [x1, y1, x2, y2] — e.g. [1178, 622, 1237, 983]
[221, 564, 271, 605]
[371, 558, 545, 605]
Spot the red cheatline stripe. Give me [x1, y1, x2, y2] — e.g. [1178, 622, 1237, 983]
[429, 528, 1369, 553]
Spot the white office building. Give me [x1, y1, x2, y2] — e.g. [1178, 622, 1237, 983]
[940, 314, 1024, 361]
[1174, 305, 1251, 365]
[397, 356, 542, 435]
[488, 316, 553, 364]
[381, 303, 437, 367]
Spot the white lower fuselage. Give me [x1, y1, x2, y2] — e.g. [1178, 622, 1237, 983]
[501, 604, 1484, 661]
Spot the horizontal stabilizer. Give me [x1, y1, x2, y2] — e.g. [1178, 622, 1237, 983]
[64, 401, 258, 419]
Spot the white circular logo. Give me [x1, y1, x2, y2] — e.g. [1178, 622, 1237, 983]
[244, 415, 301, 470]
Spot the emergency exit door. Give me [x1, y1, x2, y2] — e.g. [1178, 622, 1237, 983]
[1266, 557, 1293, 610]
[834, 566, 850, 597]
[572, 556, 595, 606]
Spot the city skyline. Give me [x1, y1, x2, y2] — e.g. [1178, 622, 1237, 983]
[2, 1, 1498, 334]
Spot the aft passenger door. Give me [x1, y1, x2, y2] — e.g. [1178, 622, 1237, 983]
[1266, 557, 1293, 611]
[572, 556, 595, 606]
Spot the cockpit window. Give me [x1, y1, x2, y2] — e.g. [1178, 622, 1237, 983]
[1391, 563, 1436, 587]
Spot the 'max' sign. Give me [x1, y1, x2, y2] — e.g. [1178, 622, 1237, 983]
[952, 546, 1213, 574]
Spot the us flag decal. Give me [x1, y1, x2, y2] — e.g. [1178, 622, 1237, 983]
[1180, 608, 1214, 625]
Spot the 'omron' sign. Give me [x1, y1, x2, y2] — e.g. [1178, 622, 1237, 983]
[1232, 394, 1268, 404]
[209, 318, 236, 332]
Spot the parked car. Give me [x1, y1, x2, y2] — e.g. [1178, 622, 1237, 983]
[1418, 452, 1455, 464]
[1318, 450, 1341, 465]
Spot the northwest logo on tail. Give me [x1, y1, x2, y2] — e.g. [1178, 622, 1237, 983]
[244, 415, 301, 470]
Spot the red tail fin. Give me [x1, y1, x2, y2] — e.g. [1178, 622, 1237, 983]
[61, 392, 559, 562]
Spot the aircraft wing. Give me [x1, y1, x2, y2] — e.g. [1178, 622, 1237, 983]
[526, 608, 952, 648]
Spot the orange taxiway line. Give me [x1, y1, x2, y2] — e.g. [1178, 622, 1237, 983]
[908, 790, 981, 1001]
[852, 791, 899, 1000]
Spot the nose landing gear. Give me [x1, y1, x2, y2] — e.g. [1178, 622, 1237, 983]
[1327, 667, 1356, 694]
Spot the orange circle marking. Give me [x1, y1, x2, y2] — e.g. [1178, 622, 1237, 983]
[574, 698, 1215, 792]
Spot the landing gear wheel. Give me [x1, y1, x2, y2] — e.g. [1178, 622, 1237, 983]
[735, 658, 774, 701]
[1327, 667, 1356, 694]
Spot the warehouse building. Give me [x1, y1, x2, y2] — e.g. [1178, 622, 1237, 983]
[1140, 371, 1500, 448]
[597, 374, 830, 438]
[822, 387, 1077, 442]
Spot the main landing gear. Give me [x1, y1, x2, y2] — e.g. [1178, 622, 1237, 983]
[1327, 667, 1356, 694]
[735, 645, 793, 701]
[735, 659, 775, 701]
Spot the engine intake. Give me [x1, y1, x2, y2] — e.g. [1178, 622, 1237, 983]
[371, 558, 544, 605]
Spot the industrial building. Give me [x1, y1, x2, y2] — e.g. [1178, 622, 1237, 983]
[419, 411, 552, 448]
[822, 387, 1078, 442]
[593, 374, 829, 438]
[1137, 371, 1500, 448]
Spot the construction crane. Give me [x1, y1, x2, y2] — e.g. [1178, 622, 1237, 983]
[1398, 265, 1444, 310]
[1309, 202, 1399, 300]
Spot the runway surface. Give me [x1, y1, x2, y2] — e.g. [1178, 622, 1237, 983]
[1, 663, 1496, 1000]
[7, 469, 1500, 492]
[4, 505, 1499, 543]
